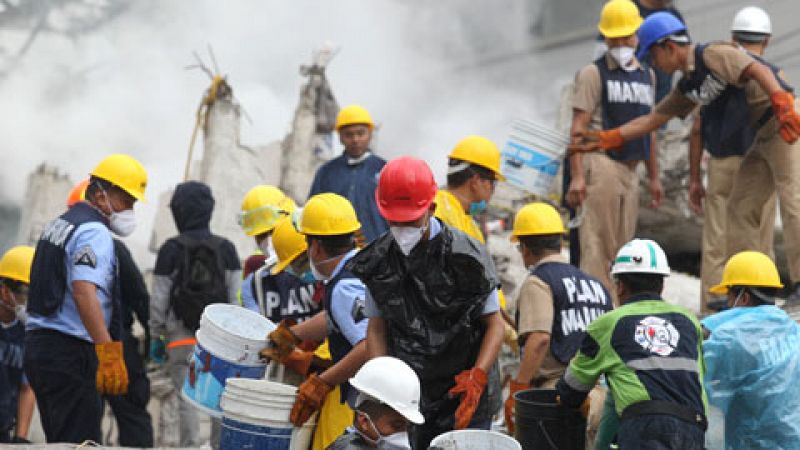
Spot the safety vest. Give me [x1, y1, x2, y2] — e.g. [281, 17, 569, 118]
[561, 294, 707, 417]
[595, 55, 654, 161]
[28, 202, 122, 338]
[698, 44, 794, 157]
[321, 268, 364, 402]
[528, 262, 613, 364]
[251, 269, 319, 324]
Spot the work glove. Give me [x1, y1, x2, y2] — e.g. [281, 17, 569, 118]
[568, 129, 624, 154]
[261, 319, 301, 362]
[95, 341, 129, 395]
[290, 373, 332, 426]
[504, 380, 529, 435]
[261, 348, 314, 375]
[770, 91, 800, 143]
[448, 367, 488, 429]
[149, 336, 166, 364]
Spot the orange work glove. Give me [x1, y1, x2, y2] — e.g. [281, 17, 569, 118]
[95, 341, 129, 395]
[568, 128, 625, 154]
[504, 380, 529, 435]
[282, 349, 315, 375]
[770, 91, 800, 143]
[261, 319, 301, 362]
[290, 373, 333, 426]
[449, 367, 488, 429]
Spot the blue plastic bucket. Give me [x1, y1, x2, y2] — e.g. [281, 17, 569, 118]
[182, 304, 276, 417]
[220, 378, 315, 450]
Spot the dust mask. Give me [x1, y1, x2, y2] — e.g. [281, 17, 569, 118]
[609, 46, 636, 71]
[259, 236, 277, 266]
[390, 221, 428, 256]
[101, 185, 136, 237]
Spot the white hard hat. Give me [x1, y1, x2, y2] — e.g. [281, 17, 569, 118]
[731, 6, 771, 35]
[349, 357, 425, 425]
[611, 239, 670, 276]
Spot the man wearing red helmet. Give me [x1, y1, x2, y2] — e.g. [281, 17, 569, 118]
[347, 156, 505, 449]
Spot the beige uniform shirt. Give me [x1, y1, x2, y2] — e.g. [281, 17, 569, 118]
[517, 254, 570, 383]
[655, 42, 774, 127]
[572, 54, 656, 132]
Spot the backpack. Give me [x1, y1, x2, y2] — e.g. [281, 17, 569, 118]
[169, 235, 229, 331]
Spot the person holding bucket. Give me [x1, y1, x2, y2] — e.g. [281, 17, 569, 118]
[565, 0, 663, 302]
[262, 193, 370, 428]
[569, 10, 800, 304]
[328, 356, 424, 449]
[347, 157, 505, 450]
[504, 202, 612, 448]
[556, 239, 707, 449]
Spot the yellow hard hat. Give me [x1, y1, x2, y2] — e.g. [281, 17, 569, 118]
[90, 154, 148, 202]
[510, 202, 566, 241]
[271, 219, 308, 275]
[598, 0, 643, 38]
[448, 135, 506, 181]
[239, 185, 297, 237]
[0, 246, 35, 284]
[710, 251, 784, 295]
[299, 193, 361, 236]
[335, 105, 375, 131]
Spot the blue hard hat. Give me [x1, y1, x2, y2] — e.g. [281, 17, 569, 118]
[636, 11, 688, 60]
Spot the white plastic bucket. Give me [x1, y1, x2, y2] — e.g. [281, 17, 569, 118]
[501, 119, 569, 197]
[219, 378, 316, 450]
[182, 304, 276, 417]
[429, 430, 522, 450]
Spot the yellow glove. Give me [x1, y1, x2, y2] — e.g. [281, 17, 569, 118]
[504, 324, 519, 356]
[95, 341, 128, 395]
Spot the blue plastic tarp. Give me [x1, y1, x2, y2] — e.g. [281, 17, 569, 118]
[702, 305, 800, 450]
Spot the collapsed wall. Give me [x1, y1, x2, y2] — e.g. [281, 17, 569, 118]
[16, 164, 73, 246]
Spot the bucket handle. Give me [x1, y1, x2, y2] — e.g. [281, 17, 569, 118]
[504, 157, 561, 171]
[537, 419, 560, 450]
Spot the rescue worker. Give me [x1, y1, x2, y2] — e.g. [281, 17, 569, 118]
[688, 6, 778, 312]
[309, 105, 388, 242]
[150, 181, 242, 448]
[434, 135, 515, 345]
[570, 11, 800, 301]
[566, 0, 663, 300]
[25, 154, 147, 443]
[556, 238, 707, 449]
[434, 135, 504, 244]
[347, 157, 505, 449]
[68, 179, 154, 447]
[238, 184, 297, 267]
[241, 219, 318, 323]
[503, 203, 612, 448]
[261, 193, 369, 427]
[327, 356, 424, 449]
[0, 246, 34, 444]
[702, 251, 800, 448]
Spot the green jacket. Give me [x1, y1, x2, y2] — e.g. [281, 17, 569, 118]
[557, 293, 708, 417]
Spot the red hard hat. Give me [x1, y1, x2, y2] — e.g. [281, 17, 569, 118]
[376, 157, 437, 222]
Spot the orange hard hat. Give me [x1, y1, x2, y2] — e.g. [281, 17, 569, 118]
[67, 179, 90, 208]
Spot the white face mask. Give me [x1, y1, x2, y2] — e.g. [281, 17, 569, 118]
[309, 251, 342, 282]
[101, 185, 137, 237]
[390, 218, 429, 256]
[609, 46, 636, 71]
[109, 208, 137, 237]
[359, 412, 411, 450]
[259, 235, 277, 264]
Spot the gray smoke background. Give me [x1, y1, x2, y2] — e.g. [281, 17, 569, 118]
[0, 0, 561, 263]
